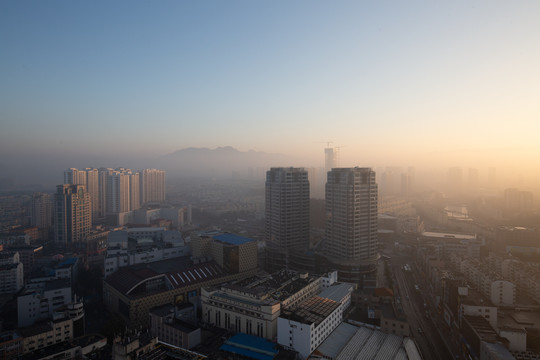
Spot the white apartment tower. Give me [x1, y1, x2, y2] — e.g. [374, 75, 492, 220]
[325, 167, 379, 288]
[54, 184, 92, 247]
[107, 171, 131, 214]
[31, 192, 53, 236]
[140, 169, 166, 204]
[265, 167, 310, 249]
[128, 171, 141, 211]
[98, 168, 114, 217]
[64, 168, 100, 220]
[265, 167, 310, 272]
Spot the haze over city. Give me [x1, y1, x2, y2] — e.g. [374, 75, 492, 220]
[4, 2, 540, 359]
[2, 1, 540, 189]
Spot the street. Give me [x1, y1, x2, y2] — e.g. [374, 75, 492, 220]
[391, 255, 455, 360]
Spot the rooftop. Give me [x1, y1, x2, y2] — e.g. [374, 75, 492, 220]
[421, 231, 476, 240]
[220, 333, 278, 360]
[168, 319, 199, 333]
[138, 342, 207, 360]
[314, 322, 422, 360]
[319, 283, 354, 303]
[218, 270, 318, 302]
[105, 257, 227, 297]
[18, 322, 53, 338]
[280, 296, 340, 327]
[464, 315, 500, 343]
[213, 233, 254, 246]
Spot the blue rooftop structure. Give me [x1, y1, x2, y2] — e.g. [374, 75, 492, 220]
[58, 258, 77, 266]
[220, 344, 274, 360]
[213, 233, 254, 246]
[220, 333, 278, 360]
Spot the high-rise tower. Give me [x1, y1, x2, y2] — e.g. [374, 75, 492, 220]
[265, 167, 310, 272]
[64, 168, 100, 221]
[325, 167, 378, 288]
[31, 192, 53, 240]
[140, 169, 166, 205]
[54, 184, 91, 247]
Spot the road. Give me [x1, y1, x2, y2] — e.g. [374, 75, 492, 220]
[391, 255, 455, 360]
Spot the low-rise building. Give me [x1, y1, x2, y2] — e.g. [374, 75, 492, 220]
[0, 331, 23, 360]
[452, 256, 517, 306]
[149, 304, 201, 349]
[104, 246, 190, 277]
[191, 232, 258, 274]
[201, 270, 333, 339]
[380, 303, 410, 337]
[112, 331, 157, 360]
[103, 256, 256, 328]
[277, 296, 342, 359]
[420, 231, 482, 258]
[462, 316, 510, 360]
[0, 250, 24, 295]
[17, 278, 72, 327]
[314, 322, 421, 359]
[4, 244, 42, 277]
[19, 314, 74, 353]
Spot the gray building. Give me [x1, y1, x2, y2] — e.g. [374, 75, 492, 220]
[265, 167, 310, 272]
[17, 278, 73, 327]
[54, 184, 92, 247]
[325, 167, 379, 288]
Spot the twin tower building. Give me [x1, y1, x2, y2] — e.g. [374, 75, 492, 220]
[265, 167, 379, 289]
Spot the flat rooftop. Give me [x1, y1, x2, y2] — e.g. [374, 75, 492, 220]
[319, 283, 354, 303]
[213, 233, 254, 245]
[314, 322, 421, 360]
[220, 270, 318, 301]
[421, 231, 476, 240]
[220, 333, 278, 360]
[280, 296, 340, 327]
[464, 315, 500, 343]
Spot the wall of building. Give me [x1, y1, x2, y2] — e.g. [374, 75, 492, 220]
[498, 329, 526, 352]
[22, 317, 73, 353]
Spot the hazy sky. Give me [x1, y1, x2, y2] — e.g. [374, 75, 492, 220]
[1, 1, 540, 181]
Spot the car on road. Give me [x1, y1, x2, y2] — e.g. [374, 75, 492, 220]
[417, 327, 423, 334]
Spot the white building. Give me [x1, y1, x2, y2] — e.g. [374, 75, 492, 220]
[325, 167, 379, 287]
[64, 168, 100, 220]
[20, 314, 74, 353]
[54, 184, 92, 247]
[107, 227, 183, 248]
[17, 279, 72, 327]
[490, 280, 516, 306]
[140, 169, 166, 204]
[0, 251, 24, 294]
[498, 326, 527, 352]
[420, 231, 482, 258]
[104, 246, 190, 277]
[461, 303, 498, 330]
[202, 270, 332, 340]
[31, 192, 53, 238]
[318, 282, 354, 314]
[265, 167, 310, 272]
[452, 256, 516, 306]
[277, 295, 342, 359]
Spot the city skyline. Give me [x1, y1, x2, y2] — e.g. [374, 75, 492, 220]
[2, 1, 540, 188]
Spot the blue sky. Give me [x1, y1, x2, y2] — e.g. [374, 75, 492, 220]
[1, 1, 540, 175]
